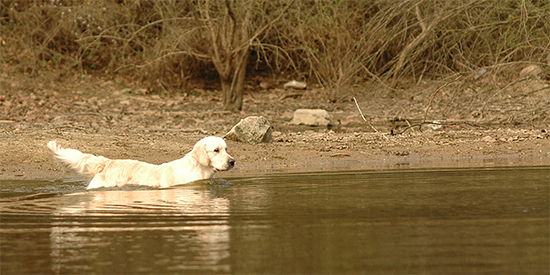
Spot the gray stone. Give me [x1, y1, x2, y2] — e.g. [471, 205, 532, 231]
[474, 68, 489, 79]
[519, 79, 548, 94]
[100, 80, 115, 87]
[283, 80, 307, 89]
[520, 65, 543, 79]
[290, 109, 332, 126]
[224, 116, 272, 144]
[515, 65, 549, 95]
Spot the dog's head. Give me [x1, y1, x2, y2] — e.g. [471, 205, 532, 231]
[192, 136, 235, 171]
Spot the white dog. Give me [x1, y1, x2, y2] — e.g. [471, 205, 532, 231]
[47, 136, 235, 190]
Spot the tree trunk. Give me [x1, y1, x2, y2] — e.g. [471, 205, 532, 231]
[222, 49, 249, 111]
[194, 0, 292, 111]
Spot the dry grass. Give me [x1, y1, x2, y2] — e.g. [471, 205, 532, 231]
[1, 0, 549, 90]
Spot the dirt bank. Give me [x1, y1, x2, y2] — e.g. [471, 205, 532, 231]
[1, 74, 549, 181]
[1, 127, 549, 181]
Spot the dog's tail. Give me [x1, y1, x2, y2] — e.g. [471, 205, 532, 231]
[47, 141, 108, 177]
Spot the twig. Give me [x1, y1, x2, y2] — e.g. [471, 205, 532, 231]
[391, 12, 443, 87]
[233, 0, 296, 55]
[392, 121, 438, 135]
[359, 64, 402, 93]
[63, 112, 113, 117]
[145, 127, 208, 134]
[54, 125, 91, 132]
[279, 92, 304, 101]
[415, 5, 427, 32]
[392, 120, 484, 135]
[423, 75, 462, 121]
[353, 97, 379, 133]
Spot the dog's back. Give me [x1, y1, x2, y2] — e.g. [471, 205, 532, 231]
[47, 141, 108, 178]
[47, 136, 234, 189]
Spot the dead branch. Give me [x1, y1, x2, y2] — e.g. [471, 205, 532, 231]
[225, 0, 238, 47]
[391, 1, 477, 87]
[391, 12, 442, 87]
[391, 120, 484, 135]
[227, 1, 253, 97]
[203, 1, 228, 79]
[232, 0, 295, 55]
[353, 97, 379, 133]
[415, 5, 427, 32]
[359, 63, 402, 93]
[424, 75, 462, 121]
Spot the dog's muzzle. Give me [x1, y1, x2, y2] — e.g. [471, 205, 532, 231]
[227, 158, 236, 168]
[216, 158, 236, 172]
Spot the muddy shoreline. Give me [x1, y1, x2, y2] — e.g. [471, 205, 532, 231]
[1, 127, 548, 181]
[1, 74, 549, 181]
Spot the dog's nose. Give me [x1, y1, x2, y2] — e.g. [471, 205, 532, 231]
[228, 158, 236, 167]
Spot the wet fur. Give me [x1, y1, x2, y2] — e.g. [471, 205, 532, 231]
[47, 136, 235, 189]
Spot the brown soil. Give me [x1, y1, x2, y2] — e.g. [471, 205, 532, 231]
[1, 73, 549, 181]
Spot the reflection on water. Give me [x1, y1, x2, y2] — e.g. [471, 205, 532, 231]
[1, 167, 549, 274]
[49, 188, 231, 273]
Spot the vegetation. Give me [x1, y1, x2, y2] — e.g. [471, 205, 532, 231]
[1, 0, 549, 111]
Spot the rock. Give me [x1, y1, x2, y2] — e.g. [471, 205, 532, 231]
[519, 65, 543, 79]
[290, 109, 332, 126]
[224, 116, 272, 144]
[511, 65, 549, 95]
[100, 80, 115, 87]
[521, 79, 548, 94]
[425, 121, 442, 131]
[515, 65, 549, 94]
[259, 81, 276, 90]
[519, 65, 542, 79]
[474, 68, 489, 79]
[120, 88, 132, 94]
[283, 80, 307, 89]
[134, 88, 148, 95]
[482, 136, 496, 143]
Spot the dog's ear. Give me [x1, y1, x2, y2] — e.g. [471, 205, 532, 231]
[192, 143, 210, 167]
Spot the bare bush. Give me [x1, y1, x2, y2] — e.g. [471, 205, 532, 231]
[1, 0, 548, 103]
[273, 1, 374, 98]
[369, 0, 550, 84]
[72, 0, 294, 110]
[276, 0, 549, 91]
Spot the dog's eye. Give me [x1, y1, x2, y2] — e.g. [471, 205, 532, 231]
[214, 148, 220, 153]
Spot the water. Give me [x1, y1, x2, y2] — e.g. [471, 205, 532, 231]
[1, 167, 548, 274]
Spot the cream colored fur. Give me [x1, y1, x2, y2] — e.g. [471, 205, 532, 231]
[47, 136, 235, 190]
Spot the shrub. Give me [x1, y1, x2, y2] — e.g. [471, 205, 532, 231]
[1, 0, 548, 93]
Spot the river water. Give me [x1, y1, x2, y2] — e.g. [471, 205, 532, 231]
[1, 166, 548, 274]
